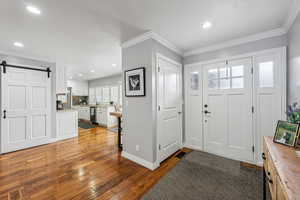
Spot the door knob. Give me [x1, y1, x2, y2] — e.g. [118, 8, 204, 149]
[178, 111, 182, 114]
[204, 110, 211, 114]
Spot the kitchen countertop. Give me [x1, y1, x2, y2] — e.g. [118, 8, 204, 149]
[57, 109, 78, 113]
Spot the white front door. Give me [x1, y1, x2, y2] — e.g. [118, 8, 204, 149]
[157, 56, 182, 163]
[1, 66, 51, 153]
[203, 58, 254, 162]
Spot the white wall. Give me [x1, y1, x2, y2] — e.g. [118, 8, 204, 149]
[288, 12, 300, 104]
[88, 74, 122, 88]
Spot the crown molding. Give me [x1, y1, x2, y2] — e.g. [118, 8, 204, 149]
[121, 31, 183, 56]
[283, 0, 300, 32]
[184, 28, 287, 57]
[0, 49, 55, 64]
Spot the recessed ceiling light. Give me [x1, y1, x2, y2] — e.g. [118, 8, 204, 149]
[202, 21, 212, 29]
[78, 73, 83, 77]
[26, 5, 41, 15]
[90, 70, 95, 73]
[112, 64, 117, 67]
[14, 42, 24, 47]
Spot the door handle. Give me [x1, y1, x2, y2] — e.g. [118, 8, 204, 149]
[178, 111, 182, 114]
[3, 110, 6, 119]
[204, 110, 211, 114]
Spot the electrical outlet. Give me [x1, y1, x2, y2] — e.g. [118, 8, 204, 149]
[135, 145, 140, 152]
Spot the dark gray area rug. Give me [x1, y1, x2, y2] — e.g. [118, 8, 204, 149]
[142, 151, 270, 200]
[78, 120, 96, 129]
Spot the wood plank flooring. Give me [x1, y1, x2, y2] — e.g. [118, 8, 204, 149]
[0, 127, 188, 200]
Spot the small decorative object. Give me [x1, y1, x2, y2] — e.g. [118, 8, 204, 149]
[287, 102, 300, 147]
[287, 102, 300, 124]
[125, 67, 145, 97]
[273, 120, 299, 147]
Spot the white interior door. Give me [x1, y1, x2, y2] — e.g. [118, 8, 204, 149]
[184, 65, 203, 149]
[1, 66, 51, 153]
[203, 58, 254, 162]
[157, 56, 182, 163]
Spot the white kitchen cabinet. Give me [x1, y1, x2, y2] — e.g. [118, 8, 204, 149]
[77, 107, 90, 120]
[67, 80, 88, 96]
[102, 87, 110, 103]
[96, 87, 102, 103]
[56, 110, 78, 140]
[89, 88, 96, 105]
[56, 66, 67, 94]
[110, 86, 119, 104]
[96, 106, 117, 128]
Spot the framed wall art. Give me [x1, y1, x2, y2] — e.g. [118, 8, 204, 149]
[125, 67, 146, 97]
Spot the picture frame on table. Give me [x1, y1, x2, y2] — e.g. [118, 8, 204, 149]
[125, 67, 146, 97]
[273, 120, 299, 147]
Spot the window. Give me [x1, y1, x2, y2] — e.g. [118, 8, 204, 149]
[190, 72, 199, 90]
[208, 65, 244, 89]
[259, 61, 274, 88]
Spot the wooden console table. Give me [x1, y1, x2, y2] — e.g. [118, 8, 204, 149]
[262, 136, 300, 200]
[110, 112, 122, 150]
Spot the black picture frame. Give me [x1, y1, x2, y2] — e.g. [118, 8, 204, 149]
[273, 120, 299, 147]
[125, 67, 146, 97]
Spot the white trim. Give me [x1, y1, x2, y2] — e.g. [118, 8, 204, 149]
[184, 28, 287, 57]
[0, 50, 55, 64]
[156, 53, 183, 164]
[184, 47, 287, 68]
[121, 31, 183, 56]
[156, 53, 182, 66]
[183, 143, 203, 152]
[121, 151, 159, 171]
[283, 0, 300, 32]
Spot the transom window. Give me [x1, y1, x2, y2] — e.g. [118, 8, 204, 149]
[208, 65, 244, 89]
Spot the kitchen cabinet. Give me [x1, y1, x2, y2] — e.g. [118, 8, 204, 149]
[89, 88, 96, 105]
[110, 86, 119, 104]
[77, 107, 90, 120]
[102, 87, 110, 103]
[56, 110, 78, 140]
[96, 87, 102, 103]
[56, 66, 67, 94]
[67, 80, 88, 96]
[96, 106, 118, 128]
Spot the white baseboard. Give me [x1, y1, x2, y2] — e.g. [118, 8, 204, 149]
[183, 143, 203, 151]
[58, 134, 78, 141]
[121, 151, 159, 171]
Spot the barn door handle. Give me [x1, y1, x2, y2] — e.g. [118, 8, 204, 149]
[3, 110, 6, 119]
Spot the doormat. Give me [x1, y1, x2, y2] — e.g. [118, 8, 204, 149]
[78, 120, 96, 129]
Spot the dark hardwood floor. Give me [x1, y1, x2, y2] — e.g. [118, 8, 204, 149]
[0, 127, 188, 200]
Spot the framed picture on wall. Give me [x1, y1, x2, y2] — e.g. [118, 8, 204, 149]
[125, 67, 145, 97]
[273, 120, 299, 147]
